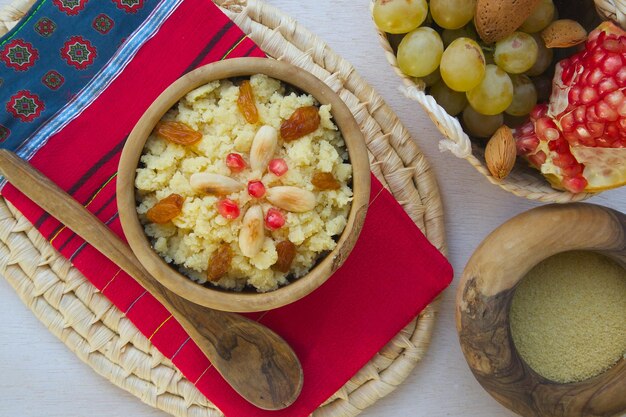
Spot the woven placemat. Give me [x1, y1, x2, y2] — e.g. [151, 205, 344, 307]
[0, 1, 447, 416]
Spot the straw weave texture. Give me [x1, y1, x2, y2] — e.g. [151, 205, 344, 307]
[371, 0, 626, 203]
[0, 1, 446, 416]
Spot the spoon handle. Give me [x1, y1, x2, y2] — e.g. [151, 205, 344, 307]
[0, 149, 302, 410]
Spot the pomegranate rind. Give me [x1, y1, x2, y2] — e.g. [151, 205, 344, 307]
[571, 147, 626, 191]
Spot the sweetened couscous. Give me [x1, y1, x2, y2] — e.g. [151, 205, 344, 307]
[135, 74, 353, 292]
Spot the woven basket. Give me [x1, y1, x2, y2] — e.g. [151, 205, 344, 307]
[0, 1, 446, 416]
[373, 0, 625, 203]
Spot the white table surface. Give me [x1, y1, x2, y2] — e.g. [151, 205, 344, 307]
[0, 1, 624, 416]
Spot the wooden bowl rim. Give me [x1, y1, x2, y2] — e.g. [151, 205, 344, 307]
[117, 57, 370, 313]
[456, 203, 626, 417]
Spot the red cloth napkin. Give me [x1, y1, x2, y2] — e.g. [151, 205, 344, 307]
[1, 1, 453, 416]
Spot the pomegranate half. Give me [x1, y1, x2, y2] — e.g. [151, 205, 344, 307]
[515, 21, 626, 193]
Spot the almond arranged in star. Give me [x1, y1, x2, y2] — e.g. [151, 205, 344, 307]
[239, 205, 265, 257]
[250, 125, 278, 172]
[190, 172, 244, 195]
[266, 186, 316, 212]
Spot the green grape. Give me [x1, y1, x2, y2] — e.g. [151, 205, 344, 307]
[506, 74, 538, 116]
[525, 33, 553, 76]
[462, 106, 504, 138]
[466, 64, 514, 115]
[430, 0, 476, 30]
[520, 0, 556, 33]
[441, 25, 477, 47]
[397, 27, 444, 77]
[440, 37, 486, 92]
[494, 32, 539, 74]
[372, 0, 428, 34]
[430, 80, 468, 116]
[421, 69, 442, 87]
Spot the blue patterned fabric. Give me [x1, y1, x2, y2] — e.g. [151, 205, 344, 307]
[0, 0, 162, 154]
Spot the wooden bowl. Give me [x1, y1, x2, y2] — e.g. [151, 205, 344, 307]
[117, 58, 370, 313]
[456, 203, 626, 417]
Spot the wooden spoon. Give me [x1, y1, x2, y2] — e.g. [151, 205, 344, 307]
[0, 149, 303, 411]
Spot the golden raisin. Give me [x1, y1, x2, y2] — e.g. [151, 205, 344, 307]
[237, 80, 259, 124]
[207, 243, 233, 281]
[146, 194, 184, 224]
[311, 172, 341, 190]
[207, 244, 233, 281]
[274, 240, 297, 273]
[154, 121, 202, 145]
[280, 106, 321, 142]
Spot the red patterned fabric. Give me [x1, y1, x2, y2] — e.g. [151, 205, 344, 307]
[1, 1, 453, 416]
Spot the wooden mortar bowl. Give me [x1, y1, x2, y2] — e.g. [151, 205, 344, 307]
[117, 58, 370, 313]
[456, 203, 626, 417]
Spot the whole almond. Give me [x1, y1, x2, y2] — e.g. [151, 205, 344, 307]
[541, 19, 588, 48]
[266, 186, 316, 212]
[250, 125, 278, 172]
[475, 0, 541, 44]
[485, 125, 517, 180]
[239, 205, 265, 257]
[190, 172, 244, 195]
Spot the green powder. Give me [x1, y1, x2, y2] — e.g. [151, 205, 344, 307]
[510, 251, 626, 383]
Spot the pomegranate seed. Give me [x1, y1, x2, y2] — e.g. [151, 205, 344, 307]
[605, 90, 624, 107]
[574, 106, 586, 123]
[591, 49, 606, 67]
[598, 78, 618, 95]
[587, 121, 605, 138]
[562, 176, 588, 193]
[605, 124, 620, 141]
[562, 163, 583, 177]
[575, 125, 592, 139]
[247, 180, 266, 198]
[595, 101, 619, 122]
[226, 153, 246, 173]
[581, 86, 599, 104]
[553, 152, 576, 168]
[268, 158, 288, 176]
[515, 133, 539, 154]
[587, 68, 604, 85]
[561, 64, 575, 84]
[265, 208, 285, 230]
[562, 130, 580, 144]
[518, 121, 535, 136]
[217, 199, 240, 219]
[530, 104, 548, 120]
[602, 53, 622, 75]
[568, 86, 582, 104]
[528, 151, 546, 168]
[585, 105, 600, 123]
[560, 113, 575, 132]
[616, 67, 626, 85]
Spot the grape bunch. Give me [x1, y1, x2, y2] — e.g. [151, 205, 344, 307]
[372, 0, 557, 138]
